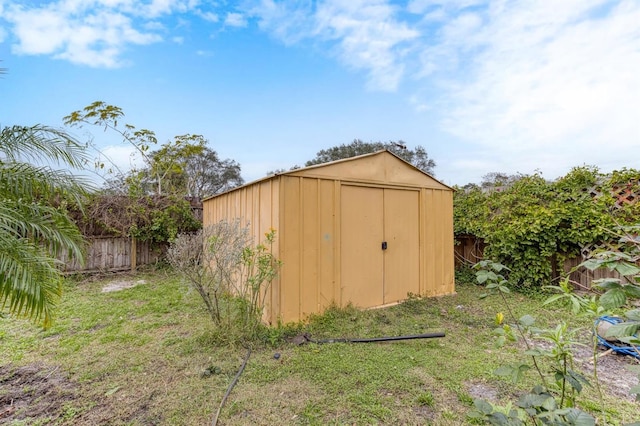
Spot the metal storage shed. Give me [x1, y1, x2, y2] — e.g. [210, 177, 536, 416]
[202, 150, 455, 324]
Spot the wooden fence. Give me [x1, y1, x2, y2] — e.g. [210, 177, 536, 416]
[455, 235, 624, 287]
[60, 237, 167, 273]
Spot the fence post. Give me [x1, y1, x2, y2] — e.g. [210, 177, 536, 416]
[131, 237, 137, 272]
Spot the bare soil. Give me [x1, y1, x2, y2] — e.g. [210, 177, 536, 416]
[101, 279, 147, 293]
[574, 340, 640, 402]
[0, 363, 77, 424]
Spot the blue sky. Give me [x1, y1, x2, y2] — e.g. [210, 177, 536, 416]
[1, 0, 639, 186]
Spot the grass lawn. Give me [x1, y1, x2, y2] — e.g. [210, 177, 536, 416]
[1, 268, 638, 425]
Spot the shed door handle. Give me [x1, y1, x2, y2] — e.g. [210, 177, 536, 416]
[381, 241, 388, 250]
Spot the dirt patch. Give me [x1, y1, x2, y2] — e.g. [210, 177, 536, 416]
[101, 279, 147, 293]
[413, 405, 437, 421]
[0, 363, 77, 424]
[466, 381, 500, 403]
[573, 340, 640, 402]
[526, 332, 640, 403]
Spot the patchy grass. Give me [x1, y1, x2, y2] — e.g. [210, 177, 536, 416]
[1, 270, 638, 425]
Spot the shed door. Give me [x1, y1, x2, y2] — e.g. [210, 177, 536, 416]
[340, 185, 420, 308]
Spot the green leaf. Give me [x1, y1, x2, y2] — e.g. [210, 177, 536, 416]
[593, 279, 622, 290]
[519, 315, 535, 327]
[543, 294, 566, 305]
[614, 261, 640, 276]
[625, 309, 640, 321]
[541, 396, 556, 411]
[564, 369, 590, 393]
[565, 409, 596, 426]
[624, 285, 640, 299]
[604, 322, 639, 339]
[474, 399, 494, 415]
[488, 412, 510, 425]
[618, 336, 640, 345]
[476, 270, 491, 284]
[516, 393, 551, 409]
[599, 288, 627, 309]
[580, 259, 601, 271]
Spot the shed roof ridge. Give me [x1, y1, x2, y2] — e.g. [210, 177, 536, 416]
[204, 149, 451, 201]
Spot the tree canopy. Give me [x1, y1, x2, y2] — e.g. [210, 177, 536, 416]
[64, 102, 243, 242]
[305, 139, 436, 175]
[65, 102, 244, 199]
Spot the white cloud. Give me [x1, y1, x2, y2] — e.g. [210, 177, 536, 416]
[418, 0, 640, 182]
[224, 12, 247, 28]
[407, 0, 483, 15]
[198, 10, 219, 23]
[1, 0, 201, 67]
[100, 144, 144, 175]
[246, 0, 418, 91]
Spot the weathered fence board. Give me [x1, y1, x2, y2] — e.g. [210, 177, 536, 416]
[60, 237, 167, 273]
[563, 256, 623, 290]
[454, 235, 486, 267]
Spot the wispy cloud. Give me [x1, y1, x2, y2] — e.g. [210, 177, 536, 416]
[429, 0, 640, 178]
[244, 0, 639, 180]
[198, 10, 219, 23]
[224, 12, 247, 28]
[246, 0, 418, 91]
[3, 0, 638, 183]
[0, 0, 208, 67]
[2, 2, 159, 67]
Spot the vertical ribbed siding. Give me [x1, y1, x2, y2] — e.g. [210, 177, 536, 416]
[203, 151, 454, 323]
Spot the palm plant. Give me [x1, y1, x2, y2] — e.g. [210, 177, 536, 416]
[0, 124, 91, 326]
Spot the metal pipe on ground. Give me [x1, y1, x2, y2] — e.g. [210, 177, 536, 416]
[308, 331, 446, 344]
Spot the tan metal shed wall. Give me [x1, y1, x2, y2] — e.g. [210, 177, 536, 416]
[421, 188, 455, 296]
[279, 175, 339, 322]
[277, 175, 454, 323]
[202, 178, 281, 323]
[203, 153, 454, 324]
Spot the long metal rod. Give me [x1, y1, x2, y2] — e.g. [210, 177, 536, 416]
[212, 347, 252, 426]
[311, 331, 445, 344]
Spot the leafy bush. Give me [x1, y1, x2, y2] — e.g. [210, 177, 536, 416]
[454, 167, 640, 288]
[167, 220, 281, 343]
[469, 260, 596, 425]
[472, 227, 640, 424]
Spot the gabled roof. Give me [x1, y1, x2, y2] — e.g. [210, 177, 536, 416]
[204, 150, 451, 200]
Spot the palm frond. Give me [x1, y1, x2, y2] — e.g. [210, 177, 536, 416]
[0, 236, 62, 327]
[0, 125, 91, 168]
[0, 123, 90, 327]
[0, 162, 93, 205]
[0, 202, 86, 263]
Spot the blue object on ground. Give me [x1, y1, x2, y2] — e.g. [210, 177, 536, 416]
[594, 316, 640, 359]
